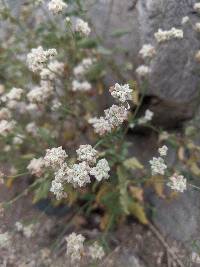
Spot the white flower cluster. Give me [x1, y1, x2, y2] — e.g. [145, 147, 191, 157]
[194, 3, 200, 13]
[73, 58, 95, 78]
[27, 46, 57, 73]
[27, 157, 45, 177]
[27, 80, 54, 103]
[195, 22, 200, 32]
[181, 16, 189, 25]
[158, 145, 168, 156]
[167, 173, 187, 192]
[26, 122, 38, 136]
[66, 233, 105, 263]
[139, 44, 156, 59]
[138, 109, 154, 125]
[72, 80, 92, 92]
[42, 145, 110, 199]
[109, 83, 132, 103]
[48, 0, 67, 14]
[72, 58, 95, 92]
[75, 18, 91, 36]
[89, 83, 133, 135]
[0, 108, 11, 120]
[40, 60, 65, 80]
[154, 28, 183, 43]
[44, 146, 68, 169]
[0, 119, 16, 137]
[1, 87, 23, 110]
[88, 241, 105, 260]
[149, 145, 168, 175]
[136, 65, 150, 78]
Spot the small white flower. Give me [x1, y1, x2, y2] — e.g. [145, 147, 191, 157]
[40, 60, 65, 80]
[13, 134, 25, 145]
[0, 108, 11, 120]
[27, 81, 54, 103]
[191, 252, 200, 264]
[72, 80, 92, 92]
[50, 179, 66, 200]
[65, 161, 91, 188]
[136, 65, 150, 77]
[44, 146, 68, 169]
[2, 87, 23, 102]
[139, 44, 156, 59]
[110, 83, 133, 103]
[105, 104, 129, 128]
[167, 173, 187, 192]
[75, 18, 91, 36]
[27, 46, 57, 72]
[76, 145, 98, 165]
[48, 0, 67, 14]
[154, 28, 183, 43]
[194, 3, 200, 13]
[73, 58, 95, 78]
[27, 157, 44, 177]
[90, 158, 110, 181]
[158, 145, 168, 156]
[0, 120, 16, 137]
[88, 242, 105, 260]
[150, 157, 167, 175]
[195, 22, 200, 32]
[138, 109, 154, 124]
[181, 16, 189, 25]
[66, 233, 85, 263]
[88, 116, 112, 136]
[26, 122, 38, 136]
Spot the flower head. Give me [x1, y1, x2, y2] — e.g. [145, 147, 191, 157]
[90, 159, 110, 181]
[44, 146, 68, 169]
[66, 233, 85, 263]
[167, 173, 187, 192]
[76, 145, 98, 165]
[48, 0, 67, 14]
[88, 242, 105, 260]
[110, 83, 133, 103]
[75, 18, 91, 36]
[150, 157, 167, 175]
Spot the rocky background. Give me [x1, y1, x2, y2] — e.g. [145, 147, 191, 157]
[1, 0, 200, 266]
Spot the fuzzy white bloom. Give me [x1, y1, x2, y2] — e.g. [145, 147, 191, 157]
[51, 99, 62, 111]
[139, 44, 156, 59]
[0, 120, 16, 136]
[167, 173, 187, 192]
[105, 104, 129, 128]
[2, 87, 23, 102]
[76, 145, 98, 165]
[27, 81, 54, 103]
[195, 22, 200, 32]
[66, 233, 85, 263]
[194, 3, 200, 13]
[27, 157, 44, 177]
[88, 116, 112, 136]
[48, 0, 67, 14]
[191, 252, 200, 264]
[26, 122, 38, 136]
[15, 222, 35, 238]
[40, 60, 65, 80]
[0, 85, 5, 95]
[110, 83, 133, 103]
[138, 109, 154, 124]
[65, 161, 91, 188]
[75, 18, 91, 36]
[13, 134, 25, 145]
[50, 179, 67, 200]
[158, 145, 168, 157]
[150, 157, 167, 175]
[73, 58, 95, 78]
[136, 65, 150, 77]
[181, 16, 189, 25]
[0, 108, 11, 120]
[154, 28, 183, 43]
[72, 80, 92, 92]
[88, 242, 105, 260]
[27, 46, 57, 72]
[90, 159, 110, 181]
[0, 232, 11, 248]
[44, 146, 68, 169]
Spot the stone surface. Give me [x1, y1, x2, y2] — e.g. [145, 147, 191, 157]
[86, 0, 200, 125]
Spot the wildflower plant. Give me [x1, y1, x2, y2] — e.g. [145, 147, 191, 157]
[0, 0, 200, 264]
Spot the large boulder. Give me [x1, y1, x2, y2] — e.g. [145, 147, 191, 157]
[86, 0, 200, 126]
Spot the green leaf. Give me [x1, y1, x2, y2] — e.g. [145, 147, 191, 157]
[110, 29, 131, 38]
[128, 202, 149, 225]
[32, 179, 51, 203]
[123, 157, 144, 170]
[117, 166, 130, 215]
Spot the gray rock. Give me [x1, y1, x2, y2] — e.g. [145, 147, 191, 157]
[86, 0, 200, 124]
